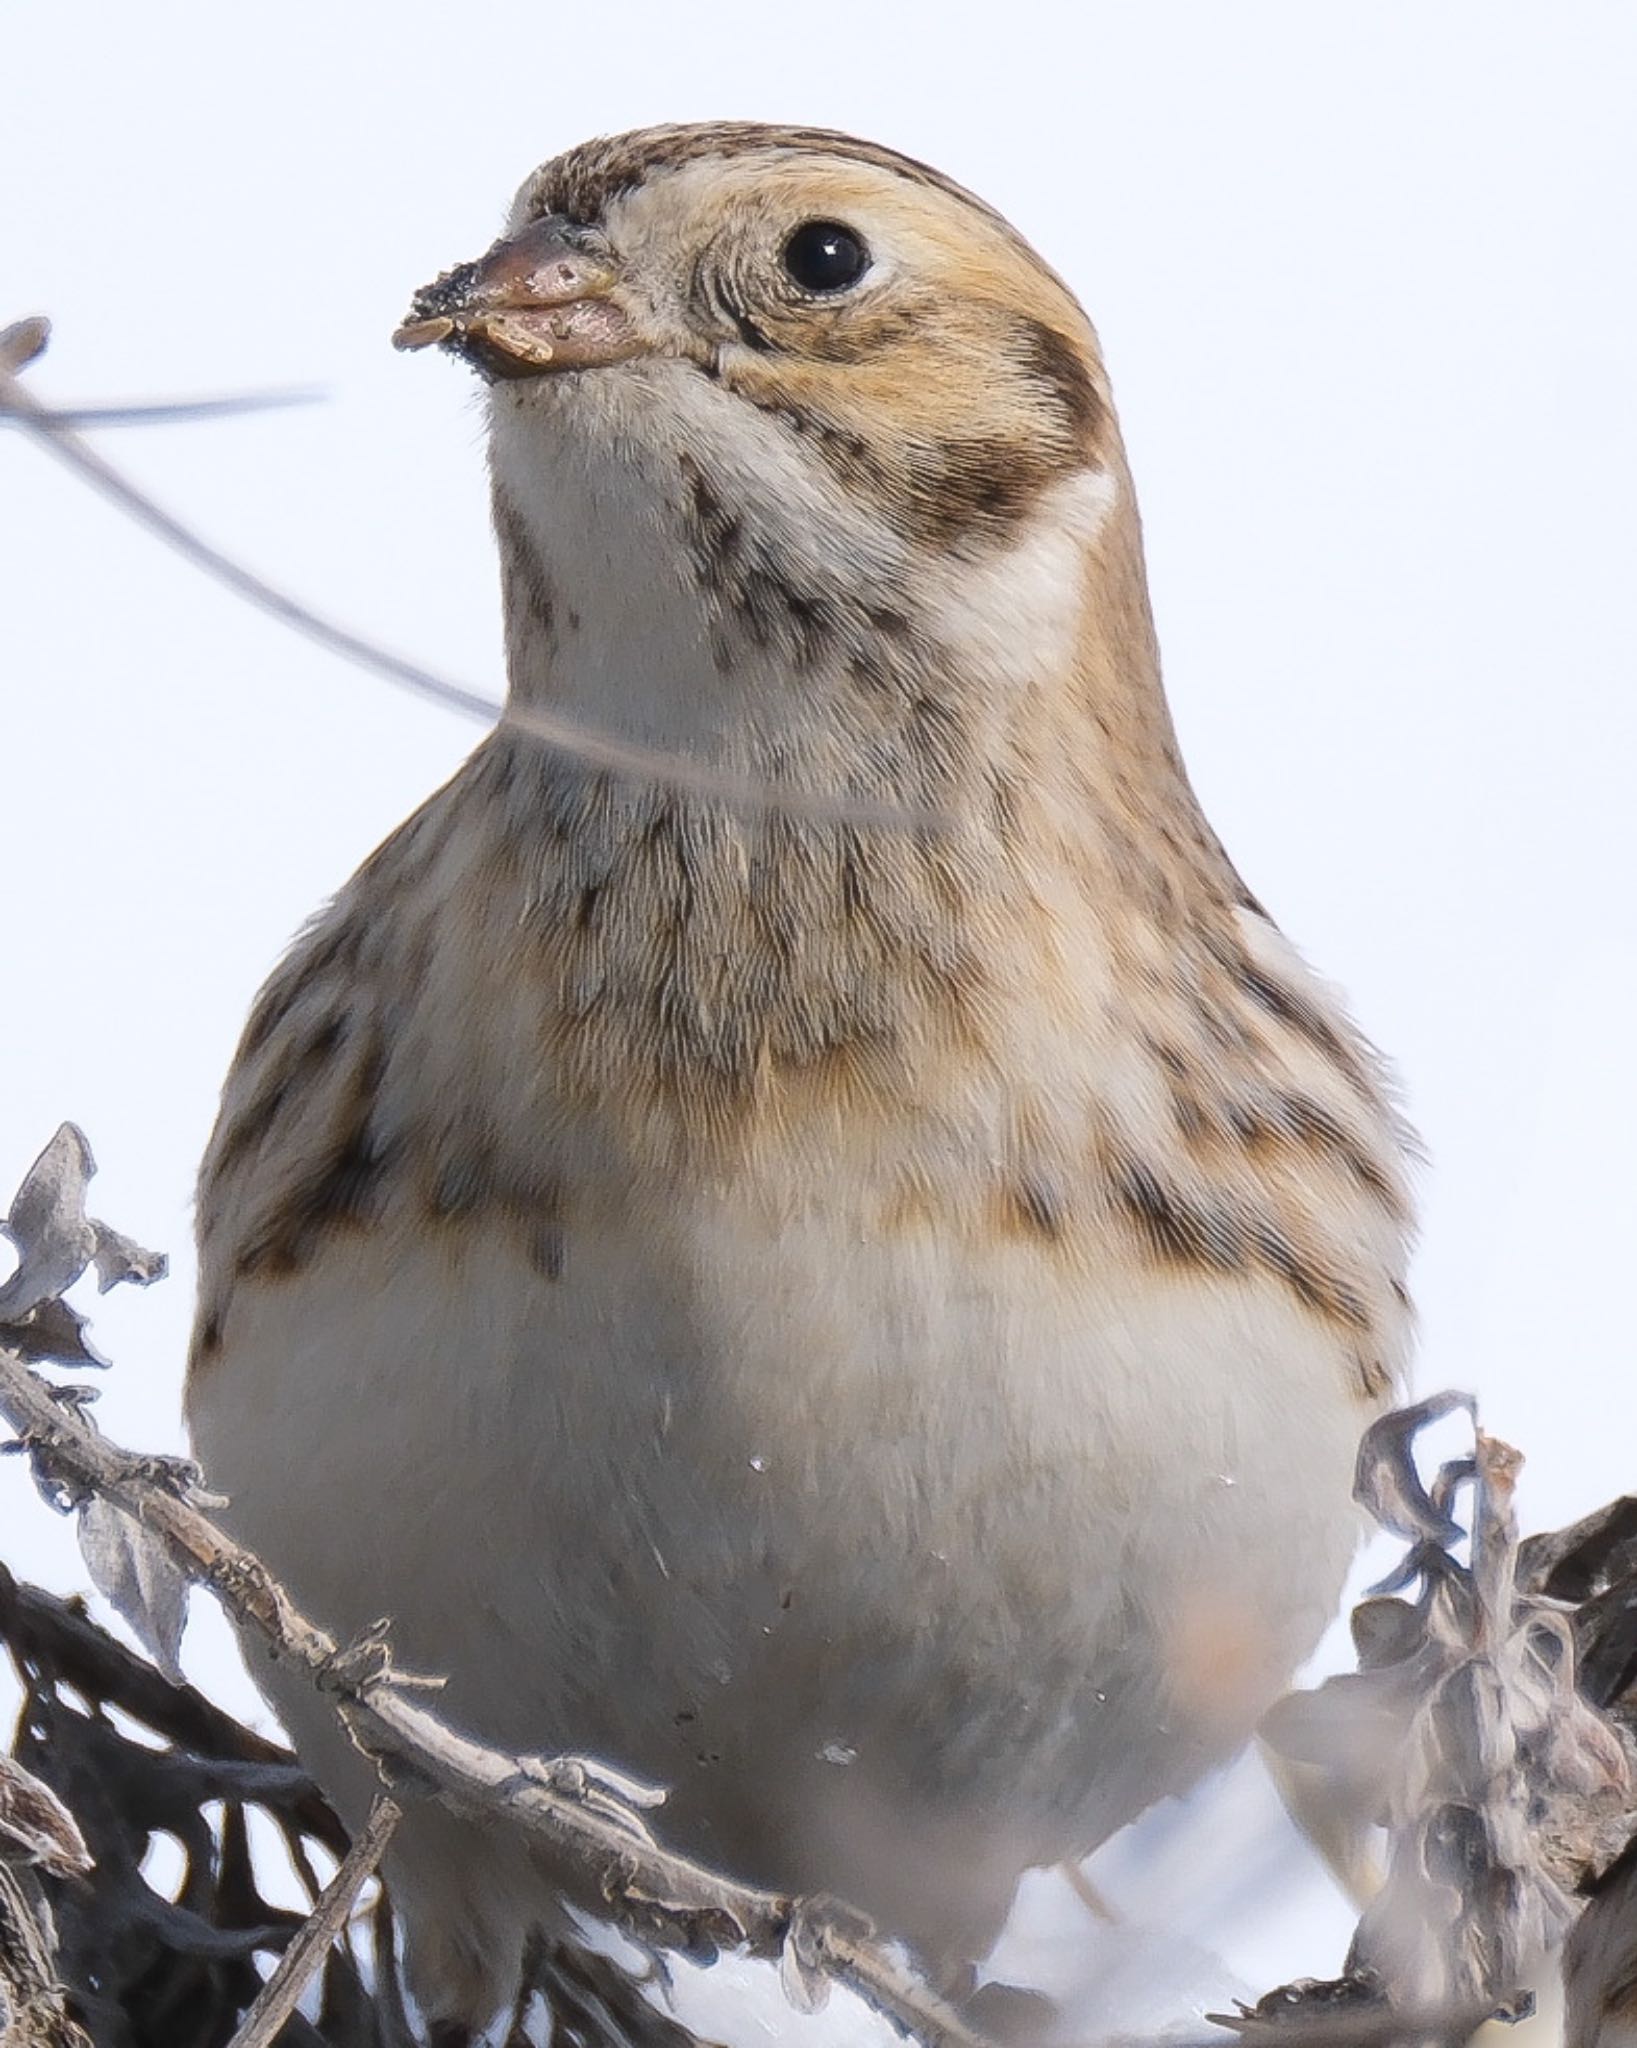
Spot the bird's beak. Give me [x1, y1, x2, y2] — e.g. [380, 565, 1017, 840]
[392, 216, 645, 380]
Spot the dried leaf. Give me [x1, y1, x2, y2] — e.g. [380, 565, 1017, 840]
[1565, 1836, 1637, 2048]
[0, 1752, 92, 1877]
[0, 1125, 98, 1324]
[0, 314, 50, 373]
[1352, 1390, 1475, 1546]
[0, 1125, 165, 1361]
[1272, 1395, 1637, 2025]
[89, 1220, 167, 1294]
[78, 1495, 189, 1682]
[1261, 1667, 1420, 1792]
[1350, 1596, 1427, 1670]
[2, 1294, 108, 1370]
[1520, 1497, 1637, 1606]
[777, 1899, 834, 2017]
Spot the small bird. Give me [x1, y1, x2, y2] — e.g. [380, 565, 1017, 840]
[186, 122, 1414, 2038]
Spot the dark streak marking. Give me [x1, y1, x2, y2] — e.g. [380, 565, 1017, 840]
[677, 453, 743, 576]
[211, 1014, 348, 1183]
[1170, 1091, 1209, 1141]
[895, 434, 1065, 552]
[1253, 1223, 1369, 1329]
[1006, 1174, 1065, 1241]
[731, 308, 774, 353]
[424, 1131, 568, 1281]
[1275, 1092, 1406, 1210]
[1114, 1155, 1379, 1336]
[493, 490, 556, 636]
[1214, 940, 1370, 1089]
[1355, 1355, 1391, 1400]
[528, 1222, 566, 1280]
[237, 928, 361, 1063]
[234, 1035, 395, 1278]
[429, 1149, 489, 1219]
[237, 981, 301, 1068]
[986, 768, 1022, 839]
[677, 452, 851, 667]
[1114, 1161, 1246, 1273]
[1018, 317, 1105, 451]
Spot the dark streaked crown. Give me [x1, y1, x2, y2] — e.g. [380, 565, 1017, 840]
[519, 121, 1021, 242]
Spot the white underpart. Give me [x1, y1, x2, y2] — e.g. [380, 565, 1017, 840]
[198, 1170, 1369, 2027]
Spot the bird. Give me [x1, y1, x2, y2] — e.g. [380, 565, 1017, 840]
[185, 121, 1415, 2040]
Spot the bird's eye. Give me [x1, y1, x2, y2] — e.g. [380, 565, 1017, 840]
[781, 221, 871, 294]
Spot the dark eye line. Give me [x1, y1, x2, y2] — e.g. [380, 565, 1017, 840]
[695, 260, 779, 354]
[732, 310, 775, 352]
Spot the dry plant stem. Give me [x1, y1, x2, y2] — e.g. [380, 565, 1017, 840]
[1058, 1859, 1120, 1926]
[0, 338, 933, 832]
[1, 392, 324, 429]
[0, 1860, 91, 2048]
[1205, 2003, 1489, 2048]
[225, 1795, 401, 2048]
[0, 1344, 986, 2048]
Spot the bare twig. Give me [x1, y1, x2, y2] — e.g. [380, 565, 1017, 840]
[1, 390, 324, 429]
[0, 319, 937, 832]
[225, 1795, 400, 2048]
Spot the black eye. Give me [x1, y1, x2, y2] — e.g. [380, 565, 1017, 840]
[781, 221, 871, 294]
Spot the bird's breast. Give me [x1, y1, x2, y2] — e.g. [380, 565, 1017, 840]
[192, 1142, 1369, 1846]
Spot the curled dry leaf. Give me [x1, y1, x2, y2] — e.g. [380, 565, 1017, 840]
[77, 1496, 190, 1683]
[0, 1124, 166, 1366]
[88, 1220, 167, 1295]
[1, 1294, 109, 1372]
[1351, 1390, 1475, 1548]
[0, 1125, 99, 1325]
[777, 1898, 837, 2017]
[0, 1751, 92, 1878]
[1264, 1393, 1637, 2022]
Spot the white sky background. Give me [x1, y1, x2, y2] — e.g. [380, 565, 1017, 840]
[3, 0, 1635, 2032]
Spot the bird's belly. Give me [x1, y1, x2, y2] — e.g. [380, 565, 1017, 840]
[191, 1181, 1368, 1935]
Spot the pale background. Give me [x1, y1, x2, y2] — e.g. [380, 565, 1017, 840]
[3, 0, 1634, 2033]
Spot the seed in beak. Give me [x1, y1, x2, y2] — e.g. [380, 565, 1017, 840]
[392, 315, 455, 352]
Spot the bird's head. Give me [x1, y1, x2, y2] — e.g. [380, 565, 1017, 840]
[398, 123, 1119, 559]
[396, 122, 1166, 790]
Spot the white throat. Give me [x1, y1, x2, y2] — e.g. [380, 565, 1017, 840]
[485, 363, 1117, 774]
